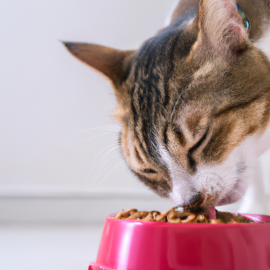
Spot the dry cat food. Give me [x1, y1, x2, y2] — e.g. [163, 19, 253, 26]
[114, 207, 254, 224]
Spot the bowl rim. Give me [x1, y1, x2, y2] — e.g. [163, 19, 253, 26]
[108, 212, 270, 227]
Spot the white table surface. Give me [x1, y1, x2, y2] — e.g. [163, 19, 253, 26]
[0, 223, 104, 270]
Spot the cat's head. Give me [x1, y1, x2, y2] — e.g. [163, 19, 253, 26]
[64, 0, 270, 208]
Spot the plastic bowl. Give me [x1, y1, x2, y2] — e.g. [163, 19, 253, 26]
[89, 213, 270, 270]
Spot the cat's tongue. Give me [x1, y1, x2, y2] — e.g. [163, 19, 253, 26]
[207, 207, 216, 220]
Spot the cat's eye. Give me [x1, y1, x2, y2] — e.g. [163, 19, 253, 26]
[142, 169, 158, 174]
[237, 4, 250, 31]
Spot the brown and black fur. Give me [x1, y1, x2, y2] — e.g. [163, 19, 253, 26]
[64, 0, 270, 208]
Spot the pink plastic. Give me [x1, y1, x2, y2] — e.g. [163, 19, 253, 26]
[89, 213, 270, 270]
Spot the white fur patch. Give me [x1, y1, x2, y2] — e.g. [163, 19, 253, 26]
[159, 145, 193, 205]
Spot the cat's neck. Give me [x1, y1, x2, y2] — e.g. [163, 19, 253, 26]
[254, 27, 270, 62]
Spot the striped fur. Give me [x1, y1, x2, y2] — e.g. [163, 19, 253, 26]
[65, 0, 270, 208]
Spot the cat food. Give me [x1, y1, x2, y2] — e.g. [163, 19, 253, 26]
[114, 207, 254, 224]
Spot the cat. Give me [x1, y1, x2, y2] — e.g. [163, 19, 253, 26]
[63, 0, 270, 210]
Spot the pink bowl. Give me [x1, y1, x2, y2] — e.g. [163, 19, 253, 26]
[89, 213, 270, 270]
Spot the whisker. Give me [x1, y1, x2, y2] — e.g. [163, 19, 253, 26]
[219, 160, 250, 182]
[168, 86, 187, 123]
[91, 145, 120, 173]
[222, 163, 241, 180]
[230, 188, 246, 198]
[83, 144, 119, 183]
[76, 125, 120, 134]
[81, 132, 113, 142]
[95, 160, 125, 188]
[94, 151, 121, 184]
[91, 144, 119, 166]
[100, 129, 119, 133]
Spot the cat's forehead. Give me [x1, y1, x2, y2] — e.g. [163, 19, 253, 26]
[133, 21, 197, 70]
[126, 24, 199, 122]
[125, 15, 270, 133]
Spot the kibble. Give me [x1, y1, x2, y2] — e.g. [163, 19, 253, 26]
[114, 208, 254, 224]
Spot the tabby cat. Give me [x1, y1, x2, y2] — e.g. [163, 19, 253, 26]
[64, 0, 270, 209]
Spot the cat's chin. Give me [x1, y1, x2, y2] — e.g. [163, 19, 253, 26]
[216, 191, 244, 207]
[217, 177, 249, 207]
[216, 196, 240, 207]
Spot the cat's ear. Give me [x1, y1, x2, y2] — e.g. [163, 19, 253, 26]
[63, 42, 135, 83]
[195, 0, 249, 62]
